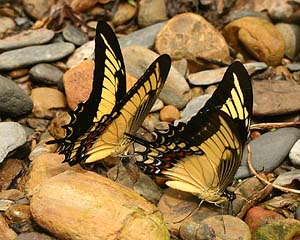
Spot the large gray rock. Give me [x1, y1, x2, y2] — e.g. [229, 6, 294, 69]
[0, 75, 32, 117]
[0, 42, 75, 70]
[0, 122, 26, 163]
[235, 127, 300, 179]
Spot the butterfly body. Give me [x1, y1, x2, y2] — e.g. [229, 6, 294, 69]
[129, 61, 253, 203]
[48, 21, 171, 166]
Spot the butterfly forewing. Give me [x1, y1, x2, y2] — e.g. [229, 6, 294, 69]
[202, 61, 253, 143]
[47, 21, 126, 165]
[84, 55, 171, 163]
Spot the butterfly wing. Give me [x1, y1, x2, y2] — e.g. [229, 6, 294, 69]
[129, 61, 252, 203]
[201, 61, 253, 143]
[83, 54, 171, 163]
[47, 21, 126, 165]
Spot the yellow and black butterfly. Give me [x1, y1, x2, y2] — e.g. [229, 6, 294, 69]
[127, 61, 253, 204]
[47, 21, 171, 166]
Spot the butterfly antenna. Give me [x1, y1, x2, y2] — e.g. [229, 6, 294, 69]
[172, 200, 204, 224]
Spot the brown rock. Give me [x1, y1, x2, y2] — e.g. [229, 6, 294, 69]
[8, 69, 29, 79]
[253, 79, 300, 116]
[0, 214, 17, 240]
[112, 2, 137, 26]
[4, 204, 31, 225]
[23, 0, 55, 20]
[204, 85, 217, 95]
[155, 13, 230, 70]
[0, 189, 25, 201]
[138, 0, 167, 27]
[63, 60, 94, 110]
[244, 206, 285, 233]
[28, 132, 58, 161]
[223, 17, 285, 66]
[275, 65, 293, 80]
[25, 153, 83, 196]
[0, 159, 23, 191]
[31, 87, 66, 118]
[64, 0, 98, 12]
[48, 111, 70, 139]
[158, 188, 222, 236]
[159, 105, 180, 122]
[200, 215, 251, 240]
[0, 17, 15, 35]
[30, 170, 169, 240]
[190, 87, 204, 98]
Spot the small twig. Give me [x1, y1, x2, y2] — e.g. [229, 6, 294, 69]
[250, 122, 300, 131]
[247, 145, 300, 194]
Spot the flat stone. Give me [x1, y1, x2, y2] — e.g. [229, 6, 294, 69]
[253, 80, 300, 116]
[62, 25, 89, 46]
[178, 94, 211, 123]
[122, 46, 191, 109]
[188, 62, 268, 85]
[0, 75, 33, 117]
[0, 28, 55, 52]
[0, 122, 26, 163]
[66, 22, 167, 69]
[0, 42, 75, 70]
[30, 170, 169, 240]
[286, 63, 300, 72]
[30, 63, 63, 86]
[119, 21, 166, 49]
[235, 127, 300, 179]
[273, 169, 300, 186]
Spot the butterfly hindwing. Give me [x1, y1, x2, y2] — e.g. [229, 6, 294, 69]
[130, 61, 252, 203]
